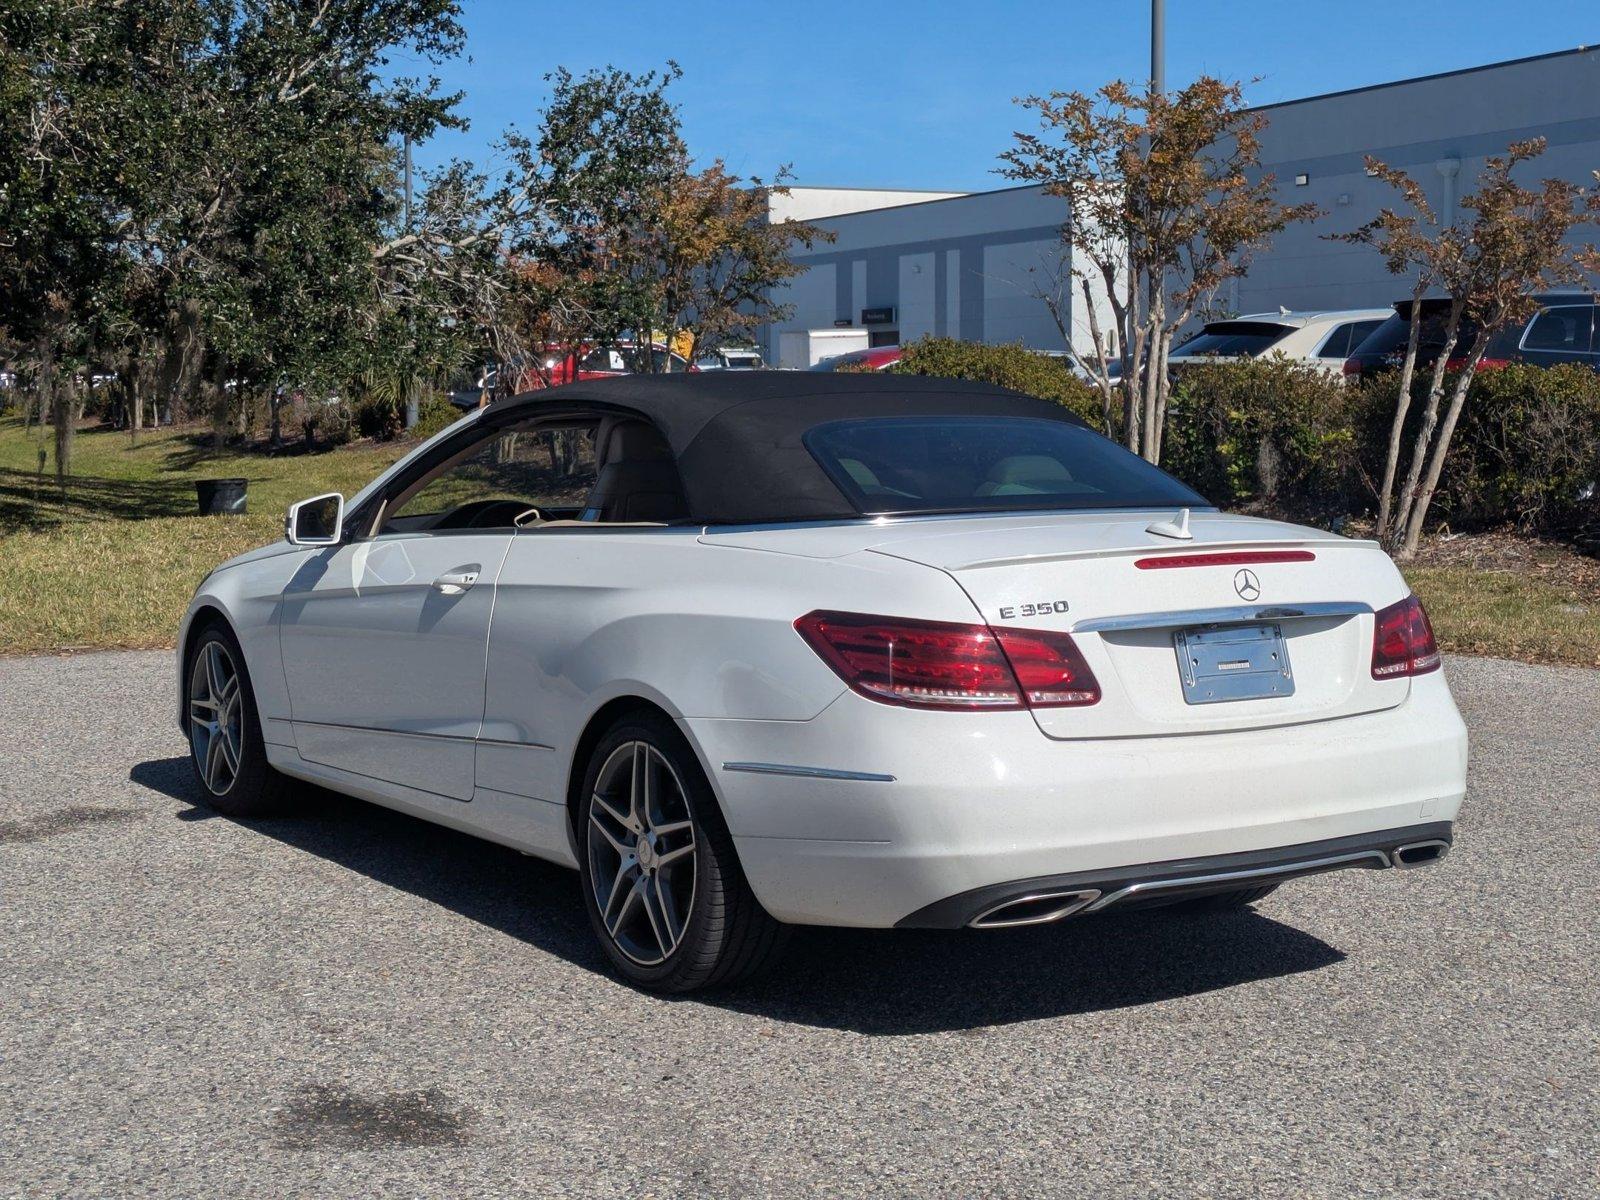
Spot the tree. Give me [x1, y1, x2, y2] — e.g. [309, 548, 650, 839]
[1336, 139, 1600, 557]
[0, 0, 154, 477]
[1328, 161, 1450, 544]
[1000, 77, 1318, 461]
[1, 0, 472, 468]
[639, 158, 830, 367]
[457, 65, 828, 386]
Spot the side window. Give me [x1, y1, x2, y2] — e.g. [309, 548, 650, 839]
[1521, 306, 1595, 352]
[1316, 324, 1353, 359]
[381, 424, 599, 533]
[1318, 321, 1377, 359]
[1344, 320, 1382, 354]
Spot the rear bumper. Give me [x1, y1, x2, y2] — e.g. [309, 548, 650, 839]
[895, 821, 1453, 928]
[684, 671, 1468, 928]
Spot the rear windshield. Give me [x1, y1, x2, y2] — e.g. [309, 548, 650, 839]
[804, 416, 1208, 516]
[1354, 308, 1483, 358]
[1170, 321, 1292, 358]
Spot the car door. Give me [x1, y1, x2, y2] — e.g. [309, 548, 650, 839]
[277, 420, 563, 801]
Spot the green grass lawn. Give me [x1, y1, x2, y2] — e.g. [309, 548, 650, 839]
[1408, 567, 1600, 670]
[0, 418, 408, 653]
[1, 414, 1596, 666]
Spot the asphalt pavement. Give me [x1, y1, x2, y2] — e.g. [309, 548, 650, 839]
[1, 650, 1596, 1198]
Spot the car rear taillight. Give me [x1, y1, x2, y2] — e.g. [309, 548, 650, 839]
[1342, 357, 1361, 378]
[991, 627, 1101, 707]
[1445, 355, 1510, 372]
[794, 611, 1099, 711]
[1371, 594, 1441, 679]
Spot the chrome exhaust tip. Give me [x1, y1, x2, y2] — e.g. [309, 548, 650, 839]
[1391, 839, 1451, 869]
[969, 889, 1101, 929]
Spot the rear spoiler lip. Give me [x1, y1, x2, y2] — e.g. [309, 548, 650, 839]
[1072, 600, 1373, 636]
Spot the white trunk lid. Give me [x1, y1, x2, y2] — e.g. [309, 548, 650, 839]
[862, 510, 1411, 739]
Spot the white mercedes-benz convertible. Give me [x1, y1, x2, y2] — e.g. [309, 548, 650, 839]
[179, 373, 1467, 992]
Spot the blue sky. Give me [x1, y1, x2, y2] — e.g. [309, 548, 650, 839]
[406, 1, 1597, 190]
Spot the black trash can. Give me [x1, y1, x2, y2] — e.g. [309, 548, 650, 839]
[195, 477, 248, 516]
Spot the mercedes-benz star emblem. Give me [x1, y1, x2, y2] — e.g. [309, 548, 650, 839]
[1233, 568, 1262, 601]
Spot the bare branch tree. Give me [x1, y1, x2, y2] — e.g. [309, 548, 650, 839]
[1335, 139, 1600, 557]
[1001, 77, 1319, 462]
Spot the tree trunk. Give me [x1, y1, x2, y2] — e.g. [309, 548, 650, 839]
[51, 371, 84, 484]
[37, 345, 61, 479]
[1375, 284, 1428, 542]
[1073, 274, 1117, 437]
[209, 357, 230, 450]
[1389, 301, 1463, 550]
[1151, 327, 1174, 464]
[1399, 335, 1489, 558]
[130, 362, 144, 446]
[1139, 300, 1165, 463]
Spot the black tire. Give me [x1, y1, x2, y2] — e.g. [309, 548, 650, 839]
[184, 622, 299, 818]
[1163, 884, 1280, 914]
[576, 711, 787, 993]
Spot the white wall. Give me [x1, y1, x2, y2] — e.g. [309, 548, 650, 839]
[1242, 47, 1600, 314]
[768, 185, 1077, 361]
[769, 187, 969, 224]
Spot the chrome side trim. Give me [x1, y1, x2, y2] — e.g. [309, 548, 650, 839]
[1083, 849, 1392, 912]
[1074, 601, 1372, 635]
[721, 761, 896, 783]
[969, 889, 1102, 929]
[289, 718, 554, 751]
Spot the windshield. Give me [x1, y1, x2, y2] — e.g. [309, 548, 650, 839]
[1171, 321, 1292, 358]
[804, 416, 1208, 516]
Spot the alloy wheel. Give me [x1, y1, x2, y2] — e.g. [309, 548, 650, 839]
[189, 640, 244, 796]
[586, 741, 699, 966]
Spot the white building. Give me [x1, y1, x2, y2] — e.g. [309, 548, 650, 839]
[764, 45, 1600, 366]
[766, 184, 1083, 368]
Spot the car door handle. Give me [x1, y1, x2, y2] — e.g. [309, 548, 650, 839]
[432, 567, 481, 595]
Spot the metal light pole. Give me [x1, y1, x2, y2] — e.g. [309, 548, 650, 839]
[1127, 0, 1166, 453]
[1151, 0, 1165, 96]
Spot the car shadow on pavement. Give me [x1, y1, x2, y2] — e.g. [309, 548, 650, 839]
[132, 755, 1347, 1035]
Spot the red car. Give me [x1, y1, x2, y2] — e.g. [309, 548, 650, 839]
[807, 345, 902, 372]
[453, 343, 694, 407]
[531, 343, 694, 389]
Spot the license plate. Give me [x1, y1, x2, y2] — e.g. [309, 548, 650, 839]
[1174, 623, 1294, 705]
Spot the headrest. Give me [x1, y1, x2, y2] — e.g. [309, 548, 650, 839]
[598, 420, 671, 467]
[985, 455, 1074, 486]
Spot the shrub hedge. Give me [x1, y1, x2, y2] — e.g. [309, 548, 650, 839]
[1163, 358, 1359, 521]
[890, 337, 1600, 541]
[1432, 363, 1600, 535]
[888, 337, 1102, 426]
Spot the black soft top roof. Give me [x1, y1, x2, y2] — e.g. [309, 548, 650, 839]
[495, 372, 1089, 524]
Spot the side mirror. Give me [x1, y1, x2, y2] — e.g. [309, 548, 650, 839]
[285, 493, 345, 546]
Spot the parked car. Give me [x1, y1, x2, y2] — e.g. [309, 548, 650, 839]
[1168, 309, 1389, 376]
[807, 344, 902, 372]
[1342, 293, 1600, 378]
[180, 373, 1466, 993]
[693, 346, 765, 371]
[1100, 310, 1387, 381]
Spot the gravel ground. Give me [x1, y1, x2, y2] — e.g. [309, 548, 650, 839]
[1, 651, 1596, 1198]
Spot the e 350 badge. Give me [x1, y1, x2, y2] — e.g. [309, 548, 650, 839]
[996, 599, 1071, 620]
